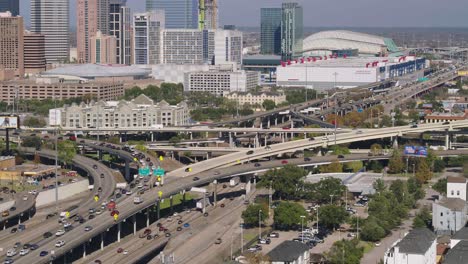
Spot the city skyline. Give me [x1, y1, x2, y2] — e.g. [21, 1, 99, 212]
[17, 0, 468, 28]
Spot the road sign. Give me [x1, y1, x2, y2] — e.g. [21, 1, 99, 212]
[357, 108, 363, 113]
[94, 195, 99, 202]
[159, 156, 164, 161]
[65, 212, 70, 218]
[139, 167, 150, 176]
[114, 214, 119, 221]
[154, 167, 165, 176]
[158, 191, 163, 198]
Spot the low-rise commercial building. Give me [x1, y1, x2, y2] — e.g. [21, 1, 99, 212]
[432, 197, 467, 235]
[447, 176, 468, 201]
[384, 228, 437, 264]
[224, 91, 286, 107]
[184, 68, 260, 96]
[424, 111, 468, 123]
[51, 94, 189, 128]
[0, 77, 124, 105]
[267, 240, 310, 264]
[42, 64, 151, 82]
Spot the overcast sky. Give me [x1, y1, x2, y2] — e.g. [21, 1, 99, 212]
[20, 0, 468, 28]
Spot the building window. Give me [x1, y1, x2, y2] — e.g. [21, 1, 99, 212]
[452, 191, 454, 195]
[440, 212, 443, 217]
[457, 191, 460, 195]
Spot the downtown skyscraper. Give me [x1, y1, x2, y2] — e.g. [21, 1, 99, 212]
[110, 0, 131, 65]
[0, 0, 19, 16]
[146, 0, 198, 29]
[260, 8, 282, 55]
[281, 2, 303, 60]
[30, 0, 69, 63]
[77, 0, 110, 63]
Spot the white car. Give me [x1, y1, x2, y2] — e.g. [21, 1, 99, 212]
[22, 195, 28, 201]
[55, 240, 65, 247]
[63, 222, 72, 228]
[55, 229, 66, 236]
[123, 250, 128, 255]
[6, 249, 16, 257]
[19, 249, 29, 256]
[126, 190, 133, 196]
[96, 210, 102, 215]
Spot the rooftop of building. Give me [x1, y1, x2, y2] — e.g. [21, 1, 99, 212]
[42, 64, 151, 78]
[0, 156, 14, 162]
[437, 197, 466, 211]
[242, 55, 281, 65]
[267, 240, 309, 262]
[395, 228, 436, 254]
[447, 176, 467, 183]
[452, 227, 468, 240]
[425, 111, 468, 119]
[2, 164, 60, 177]
[225, 90, 285, 97]
[443, 240, 468, 264]
[280, 56, 420, 69]
[62, 94, 187, 109]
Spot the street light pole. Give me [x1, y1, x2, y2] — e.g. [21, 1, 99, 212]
[240, 222, 244, 254]
[330, 194, 335, 204]
[258, 210, 262, 239]
[268, 181, 272, 216]
[54, 98, 59, 215]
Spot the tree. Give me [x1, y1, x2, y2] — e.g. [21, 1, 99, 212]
[360, 218, 386, 242]
[407, 177, 425, 201]
[370, 160, 383, 173]
[388, 149, 404, 174]
[320, 160, 343, 173]
[134, 144, 147, 152]
[432, 178, 447, 195]
[344, 161, 364, 172]
[169, 136, 182, 146]
[262, 99, 276, 110]
[330, 145, 351, 155]
[57, 140, 77, 167]
[433, 159, 446, 173]
[327, 239, 364, 264]
[274, 201, 308, 230]
[373, 178, 386, 193]
[415, 158, 432, 184]
[22, 136, 42, 150]
[23, 116, 46, 128]
[244, 252, 270, 264]
[413, 207, 432, 228]
[370, 143, 383, 156]
[318, 205, 348, 230]
[258, 165, 307, 200]
[241, 204, 268, 227]
[303, 177, 346, 204]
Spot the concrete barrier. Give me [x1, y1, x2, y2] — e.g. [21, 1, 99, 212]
[36, 180, 89, 207]
[0, 200, 15, 212]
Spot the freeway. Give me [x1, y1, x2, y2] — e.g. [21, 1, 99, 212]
[0, 193, 35, 227]
[147, 145, 247, 153]
[0, 149, 116, 261]
[167, 120, 468, 178]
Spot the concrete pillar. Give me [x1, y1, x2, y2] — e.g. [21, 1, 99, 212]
[151, 133, 154, 142]
[156, 202, 160, 220]
[304, 132, 307, 139]
[190, 132, 193, 140]
[202, 192, 207, 214]
[267, 119, 271, 128]
[255, 133, 259, 148]
[245, 175, 252, 194]
[170, 196, 174, 214]
[83, 244, 87, 258]
[182, 191, 186, 204]
[146, 209, 150, 227]
[260, 121, 263, 129]
[229, 132, 233, 147]
[275, 118, 278, 126]
[213, 180, 218, 206]
[18, 217, 21, 225]
[133, 215, 137, 235]
[100, 233, 104, 250]
[117, 222, 121, 242]
[119, 134, 123, 143]
[445, 131, 450, 149]
[282, 133, 285, 143]
[98, 150, 103, 161]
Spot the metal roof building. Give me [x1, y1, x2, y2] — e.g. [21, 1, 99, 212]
[42, 64, 151, 80]
[302, 30, 402, 57]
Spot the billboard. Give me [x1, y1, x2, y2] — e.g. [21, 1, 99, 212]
[404, 146, 428, 157]
[0, 116, 19, 129]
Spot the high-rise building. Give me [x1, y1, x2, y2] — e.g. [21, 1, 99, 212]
[146, 0, 198, 29]
[77, 0, 110, 63]
[202, 0, 218, 30]
[30, 0, 69, 63]
[110, 0, 131, 64]
[24, 31, 46, 74]
[0, 0, 19, 16]
[0, 12, 24, 77]
[213, 29, 242, 66]
[260, 8, 281, 55]
[281, 2, 303, 60]
[90, 31, 117, 64]
[133, 11, 165, 65]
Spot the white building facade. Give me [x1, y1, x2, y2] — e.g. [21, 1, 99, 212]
[384, 228, 436, 264]
[184, 69, 260, 96]
[224, 91, 286, 107]
[51, 94, 189, 128]
[432, 198, 467, 235]
[447, 176, 467, 201]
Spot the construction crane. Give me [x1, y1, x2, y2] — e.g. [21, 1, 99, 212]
[199, 0, 218, 30]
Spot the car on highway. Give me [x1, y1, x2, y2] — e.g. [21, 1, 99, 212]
[100, 173, 105, 178]
[98, 187, 102, 192]
[19, 248, 29, 256]
[192, 177, 200, 181]
[443, 121, 450, 125]
[43, 232, 52, 238]
[254, 163, 261, 167]
[2, 211, 10, 217]
[356, 130, 363, 134]
[246, 150, 254, 155]
[89, 208, 95, 214]
[185, 168, 191, 172]
[84, 226, 93, 232]
[176, 227, 182, 231]
[18, 224, 25, 231]
[4, 258, 13, 264]
[22, 195, 28, 201]
[258, 238, 271, 244]
[63, 222, 72, 228]
[268, 232, 279, 238]
[214, 238, 222, 244]
[39, 251, 48, 257]
[9, 207, 16, 211]
[10, 228, 17, 233]
[6, 249, 17, 257]
[55, 230, 65, 236]
[55, 240, 65, 247]
[337, 155, 345, 159]
[89, 214, 95, 220]
[165, 232, 171, 237]
[304, 157, 311, 162]
[281, 160, 288, 164]
[93, 164, 98, 169]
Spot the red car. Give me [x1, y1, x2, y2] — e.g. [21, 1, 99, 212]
[281, 160, 288, 164]
[159, 226, 165, 231]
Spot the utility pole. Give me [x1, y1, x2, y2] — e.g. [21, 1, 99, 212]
[240, 222, 244, 254]
[258, 209, 262, 239]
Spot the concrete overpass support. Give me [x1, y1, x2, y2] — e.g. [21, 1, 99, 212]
[245, 175, 252, 194]
[100, 233, 104, 250]
[213, 180, 218, 206]
[133, 215, 137, 235]
[170, 196, 174, 215]
[275, 118, 278, 126]
[117, 222, 121, 242]
[255, 133, 259, 148]
[146, 209, 150, 227]
[229, 132, 233, 147]
[125, 160, 130, 181]
[151, 132, 154, 142]
[83, 244, 87, 258]
[157, 201, 160, 220]
[445, 131, 451, 149]
[267, 119, 271, 128]
[98, 150, 103, 161]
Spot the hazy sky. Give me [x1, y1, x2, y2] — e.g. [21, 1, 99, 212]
[20, 0, 468, 28]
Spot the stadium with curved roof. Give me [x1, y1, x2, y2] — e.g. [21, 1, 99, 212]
[302, 30, 402, 57]
[42, 64, 151, 80]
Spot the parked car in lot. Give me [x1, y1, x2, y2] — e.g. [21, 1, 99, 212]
[269, 232, 279, 238]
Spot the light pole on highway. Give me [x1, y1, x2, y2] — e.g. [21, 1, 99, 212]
[240, 222, 244, 254]
[258, 209, 262, 239]
[268, 181, 272, 216]
[300, 215, 306, 242]
[54, 97, 59, 215]
[330, 194, 335, 205]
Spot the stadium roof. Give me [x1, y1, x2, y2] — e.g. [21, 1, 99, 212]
[303, 30, 400, 56]
[42, 64, 151, 78]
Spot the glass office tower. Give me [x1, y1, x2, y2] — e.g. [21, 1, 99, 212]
[260, 8, 282, 55]
[281, 2, 303, 60]
[146, 0, 198, 29]
[0, 0, 19, 16]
